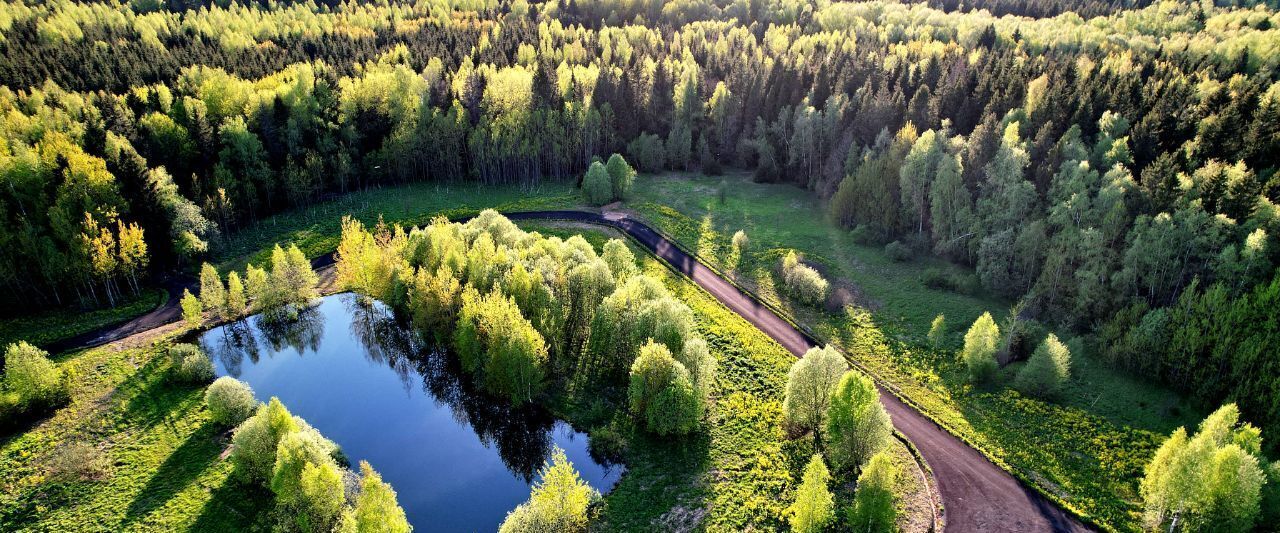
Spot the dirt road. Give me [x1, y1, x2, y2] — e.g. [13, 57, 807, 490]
[507, 211, 1090, 533]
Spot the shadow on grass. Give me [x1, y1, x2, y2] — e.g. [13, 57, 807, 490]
[189, 471, 274, 531]
[596, 421, 713, 530]
[121, 419, 225, 526]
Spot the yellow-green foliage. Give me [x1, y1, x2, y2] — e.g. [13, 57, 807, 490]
[788, 454, 834, 533]
[962, 312, 1000, 383]
[345, 461, 411, 533]
[627, 341, 700, 436]
[499, 447, 599, 533]
[847, 451, 898, 532]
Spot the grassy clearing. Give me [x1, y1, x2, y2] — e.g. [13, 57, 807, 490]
[214, 180, 579, 270]
[0, 288, 167, 350]
[0, 330, 270, 531]
[624, 171, 1200, 531]
[626, 171, 1003, 333]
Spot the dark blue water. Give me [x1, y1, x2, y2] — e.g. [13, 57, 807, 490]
[200, 294, 621, 531]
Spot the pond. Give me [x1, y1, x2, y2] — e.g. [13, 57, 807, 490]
[199, 294, 621, 531]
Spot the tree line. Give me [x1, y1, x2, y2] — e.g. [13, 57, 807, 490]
[335, 210, 715, 436]
[1, 0, 1278, 445]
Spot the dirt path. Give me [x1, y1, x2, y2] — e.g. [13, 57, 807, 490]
[506, 211, 1089, 533]
[58, 210, 1088, 532]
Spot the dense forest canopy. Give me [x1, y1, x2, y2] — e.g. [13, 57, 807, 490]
[1, 0, 1279, 446]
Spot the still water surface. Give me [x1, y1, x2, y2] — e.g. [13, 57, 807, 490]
[199, 294, 620, 531]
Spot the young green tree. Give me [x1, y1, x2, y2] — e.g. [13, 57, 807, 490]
[225, 270, 247, 317]
[271, 430, 338, 518]
[627, 341, 700, 435]
[297, 460, 345, 533]
[788, 454, 835, 533]
[181, 288, 203, 327]
[1014, 333, 1072, 399]
[498, 447, 599, 533]
[601, 239, 636, 281]
[454, 289, 548, 405]
[784, 346, 848, 447]
[245, 264, 270, 310]
[199, 263, 226, 315]
[962, 312, 1000, 383]
[1141, 404, 1265, 532]
[581, 161, 613, 206]
[728, 230, 749, 275]
[344, 461, 411, 533]
[847, 451, 899, 533]
[827, 371, 892, 474]
[626, 133, 665, 173]
[270, 244, 319, 309]
[230, 397, 299, 485]
[927, 314, 947, 348]
[605, 153, 635, 200]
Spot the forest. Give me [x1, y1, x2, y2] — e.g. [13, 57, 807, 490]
[1, 0, 1279, 530]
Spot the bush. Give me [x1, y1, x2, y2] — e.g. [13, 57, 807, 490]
[581, 161, 613, 206]
[781, 251, 829, 306]
[849, 224, 883, 246]
[1014, 334, 1072, 399]
[884, 240, 913, 262]
[169, 343, 214, 384]
[998, 314, 1047, 364]
[205, 377, 257, 426]
[587, 422, 628, 466]
[627, 341, 701, 436]
[2, 341, 69, 412]
[962, 312, 1000, 383]
[43, 441, 110, 482]
[626, 132, 665, 173]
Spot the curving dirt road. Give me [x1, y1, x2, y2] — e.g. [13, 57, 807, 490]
[506, 211, 1090, 533]
[56, 209, 1088, 532]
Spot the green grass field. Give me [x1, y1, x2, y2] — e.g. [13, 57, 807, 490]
[623, 171, 1200, 531]
[0, 329, 271, 531]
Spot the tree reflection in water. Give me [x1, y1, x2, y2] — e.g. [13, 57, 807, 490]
[203, 293, 561, 483]
[344, 294, 558, 482]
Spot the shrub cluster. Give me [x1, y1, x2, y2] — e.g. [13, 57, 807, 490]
[581, 153, 636, 206]
[0, 342, 71, 427]
[205, 376, 257, 426]
[168, 343, 214, 384]
[780, 251, 829, 306]
[335, 211, 715, 435]
[228, 396, 410, 532]
[193, 243, 319, 326]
